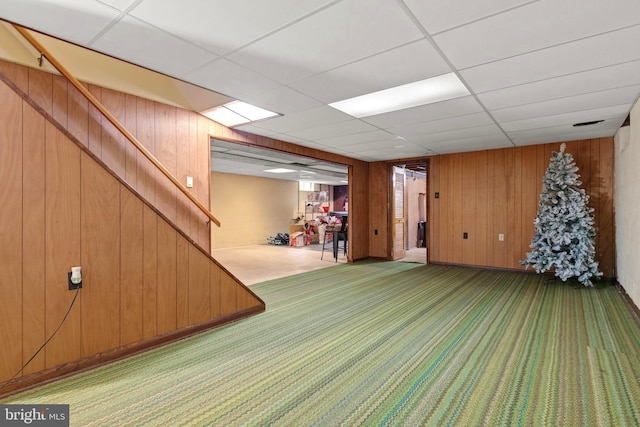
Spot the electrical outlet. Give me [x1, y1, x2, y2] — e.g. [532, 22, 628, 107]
[463, 232, 468, 239]
[374, 229, 378, 235]
[498, 234, 504, 241]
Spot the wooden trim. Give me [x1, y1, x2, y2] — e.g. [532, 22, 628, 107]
[0, 306, 264, 399]
[12, 24, 221, 227]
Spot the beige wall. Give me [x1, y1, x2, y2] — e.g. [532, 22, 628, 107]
[210, 172, 298, 249]
[615, 102, 640, 307]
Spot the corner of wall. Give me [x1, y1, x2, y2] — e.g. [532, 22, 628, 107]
[614, 100, 640, 308]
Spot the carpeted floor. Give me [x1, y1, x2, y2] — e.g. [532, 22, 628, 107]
[3, 262, 640, 426]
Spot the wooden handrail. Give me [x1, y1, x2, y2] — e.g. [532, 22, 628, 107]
[13, 24, 221, 227]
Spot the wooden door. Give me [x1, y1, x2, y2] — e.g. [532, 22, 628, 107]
[392, 165, 406, 260]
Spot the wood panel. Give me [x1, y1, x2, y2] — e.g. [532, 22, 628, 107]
[596, 138, 615, 277]
[0, 69, 265, 395]
[44, 123, 82, 368]
[0, 83, 23, 381]
[429, 157, 440, 262]
[22, 102, 46, 375]
[155, 103, 177, 224]
[210, 264, 222, 319]
[220, 274, 238, 316]
[176, 108, 191, 233]
[520, 145, 538, 266]
[189, 245, 211, 325]
[27, 68, 52, 115]
[474, 151, 488, 266]
[451, 155, 463, 264]
[136, 97, 156, 204]
[157, 219, 177, 335]
[101, 88, 127, 178]
[67, 82, 89, 148]
[87, 84, 103, 157]
[81, 153, 121, 356]
[368, 162, 389, 258]
[120, 188, 144, 346]
[124, 94, 138, 186]
[176, 234, 190, 329]
[425, 139, 615, 277]
[461, 152, 476, 265]
[143, 205, 158, 339]
[51, 75, 67, 126]
[349, 161, 370, 261]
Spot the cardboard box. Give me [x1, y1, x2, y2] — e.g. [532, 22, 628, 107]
[290, 232, 305, 247]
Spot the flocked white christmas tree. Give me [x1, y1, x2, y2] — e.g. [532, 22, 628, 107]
[521, 143, 602, 286]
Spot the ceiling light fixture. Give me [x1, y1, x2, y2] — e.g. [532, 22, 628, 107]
[202, 100, 280, 127]
[329, 73, 469, 118]
[264, 168, 296, 173]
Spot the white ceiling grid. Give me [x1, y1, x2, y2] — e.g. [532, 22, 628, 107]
[0, 0, 639, 162]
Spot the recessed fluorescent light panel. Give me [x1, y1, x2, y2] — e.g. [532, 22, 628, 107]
[264, 168, 296, 173]
[202, 101, 280, 127]
[329, 73, 469, 118]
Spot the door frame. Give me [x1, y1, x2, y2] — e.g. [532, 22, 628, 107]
[388, 160, 430, 264]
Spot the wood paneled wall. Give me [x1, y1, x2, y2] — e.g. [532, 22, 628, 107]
[0, 60, 212, 250]
[0, 68, 264, 394]
[428, 140, 614, 277]
[370, 139, 615, 277]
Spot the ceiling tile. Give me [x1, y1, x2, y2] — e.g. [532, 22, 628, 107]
[509, 121, 623, 146]
[247, 105, 353, 134]
[129, 0, 335, 56]
[289, 39, 451, 103]
[98, 0, 138, 10]
[226, 0, 424, 84]
[404, 0, 534, 34]
[500, 104, 630, 132]
[316, 130, 396, 148]
[478, 60, 640, 110]
[362, 96, 485, 129]
[92, 15, 218, 78]
[0, 0, 120, 45]
[433, 0, 640, 69]
[285, 120, 379, 141]
[461, 25, 640, 93]
[238, 85, 323, 115]
[341, 139, 405, 151]
[491, 86, 640, 123]
[426, 134, 513, 154]
[387, 112, 496, 138]
[184, 58, 281, 101]
[402, 124, 507, 146]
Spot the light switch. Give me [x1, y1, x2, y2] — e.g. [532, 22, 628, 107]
[186, 176, 193, 188]
[498, 234, 504, 241]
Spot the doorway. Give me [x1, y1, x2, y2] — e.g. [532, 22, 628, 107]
[391, 161, 428, 264]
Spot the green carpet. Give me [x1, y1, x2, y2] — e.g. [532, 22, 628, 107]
[3, 262, 640, 426]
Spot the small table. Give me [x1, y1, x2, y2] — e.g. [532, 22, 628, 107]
[321, 226, 347, 262]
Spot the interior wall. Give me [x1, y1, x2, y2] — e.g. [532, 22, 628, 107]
[210, 172, 298, 249]
[615, 101, 640, 306]
[429, 139, 614, 276]
[368, 139, 615, 276]
[0, 76, 263, 391]
[0, 59, 212, 250]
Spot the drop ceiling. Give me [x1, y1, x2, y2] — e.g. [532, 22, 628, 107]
[1, 0, 639, 164]
[210, 139, 348, 185]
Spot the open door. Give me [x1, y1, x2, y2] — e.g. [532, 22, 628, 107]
[392, 165, 406, 260]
